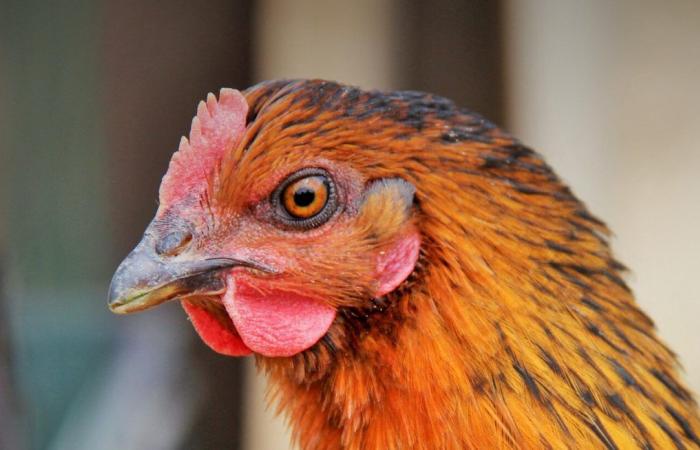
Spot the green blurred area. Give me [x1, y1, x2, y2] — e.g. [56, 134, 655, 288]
[1, 1, 115, 448]
[1, 1, 252, 447]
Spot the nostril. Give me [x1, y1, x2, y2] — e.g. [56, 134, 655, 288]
[155, 230, 193, 257]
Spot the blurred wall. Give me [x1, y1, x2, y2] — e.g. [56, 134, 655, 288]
[505, 0, 700, 391]
[254, 0, 401, 91]
[101, 2, 253, 449]
[1, 2, 111, 448]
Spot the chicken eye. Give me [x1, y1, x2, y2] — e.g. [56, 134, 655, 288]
[283, 176, 328, 218]
[275, 169, 337, 228]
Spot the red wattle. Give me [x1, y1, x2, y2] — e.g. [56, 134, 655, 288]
[223, 275, 337, 357]
[182, 301, 252, 356]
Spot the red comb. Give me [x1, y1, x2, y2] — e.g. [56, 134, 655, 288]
[159, 88, 248, 206]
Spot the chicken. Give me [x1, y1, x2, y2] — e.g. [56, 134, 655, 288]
[108, 79, 700, 449]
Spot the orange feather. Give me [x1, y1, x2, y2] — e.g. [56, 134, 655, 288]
[239, 80, 700, 449]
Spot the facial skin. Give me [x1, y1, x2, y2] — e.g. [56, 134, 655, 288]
[108, 87, 421, 358]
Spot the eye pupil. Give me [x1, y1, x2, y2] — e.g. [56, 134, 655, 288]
[294, 188, 316, 207]
[277, 171, 335, 225]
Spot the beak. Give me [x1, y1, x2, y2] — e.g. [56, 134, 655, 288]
[108, 235, 261, 315]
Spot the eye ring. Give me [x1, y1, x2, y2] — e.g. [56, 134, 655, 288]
[273, 168, 338, 229]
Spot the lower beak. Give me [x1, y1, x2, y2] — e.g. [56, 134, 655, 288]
[108, 238, 250, 314]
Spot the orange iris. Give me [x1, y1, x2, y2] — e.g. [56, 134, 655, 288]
[281, 175, 329, 219]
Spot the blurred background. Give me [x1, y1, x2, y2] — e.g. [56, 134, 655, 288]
[1, 0, 698, 449]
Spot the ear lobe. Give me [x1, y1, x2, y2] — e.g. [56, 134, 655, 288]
[362, 178, 420, 297]
[374, 230, 421, 297]
[357, 177, 421, 296]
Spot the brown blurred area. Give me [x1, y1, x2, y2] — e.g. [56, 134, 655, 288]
[1, 1, 698, 449]
[103, 0, 253, 254]
[104, 2, 253, 449]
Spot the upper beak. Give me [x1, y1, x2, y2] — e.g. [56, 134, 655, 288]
[108, 235, 257, 315]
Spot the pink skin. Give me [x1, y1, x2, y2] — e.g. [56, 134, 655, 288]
[162, 89, 421, 358]
[375, 232, 422, 297]
[223, 275, 336, 357]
